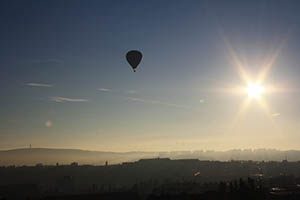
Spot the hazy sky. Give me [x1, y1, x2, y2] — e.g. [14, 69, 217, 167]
[1, 0, 300, 151]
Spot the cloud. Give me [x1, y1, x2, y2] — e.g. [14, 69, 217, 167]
[199, 99, 205, 103]
[97, 88, 112, 92]
[126, 90, 137, 94]
[45, 121, 53, 127]
[29, 59, 63, 64]
[272, 113, 280, 117]
[26, 83, 54, 87]
[50, 97, 89, 103]
[127, 97, 190, 109]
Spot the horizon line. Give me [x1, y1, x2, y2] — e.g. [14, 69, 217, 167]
[1, 147, 300, 153]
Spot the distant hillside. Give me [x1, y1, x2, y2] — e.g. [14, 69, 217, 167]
[0, 148, 158, 166]
[0, 148, 300, 166]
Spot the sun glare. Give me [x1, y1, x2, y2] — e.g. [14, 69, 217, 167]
[244, 82, 265, 99]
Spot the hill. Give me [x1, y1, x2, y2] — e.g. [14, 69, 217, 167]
[1, 148, 300, 166]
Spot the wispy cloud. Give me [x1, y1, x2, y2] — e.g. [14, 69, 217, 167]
[50, 97, 89, 103]
[26, 83, 54, 87]
[272, 113, 280, 117]
[126, 90, 137, 94]
[29, 58, 63, 64]
[127, 97, 190, 109]
[97, 88, 112, 92]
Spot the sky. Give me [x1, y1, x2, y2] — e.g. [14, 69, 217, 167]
[1, 0, 300, 151]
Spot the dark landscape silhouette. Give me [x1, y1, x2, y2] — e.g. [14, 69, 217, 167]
[1, 156, 300, 199]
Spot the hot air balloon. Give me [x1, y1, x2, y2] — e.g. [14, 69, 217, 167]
[126, 50, 142, 72]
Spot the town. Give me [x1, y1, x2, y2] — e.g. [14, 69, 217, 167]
[1, 158, 300, 199]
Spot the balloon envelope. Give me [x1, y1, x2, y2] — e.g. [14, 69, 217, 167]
[126, 50, 142, 72]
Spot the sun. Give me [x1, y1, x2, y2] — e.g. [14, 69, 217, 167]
[244, 82, 265, 99]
